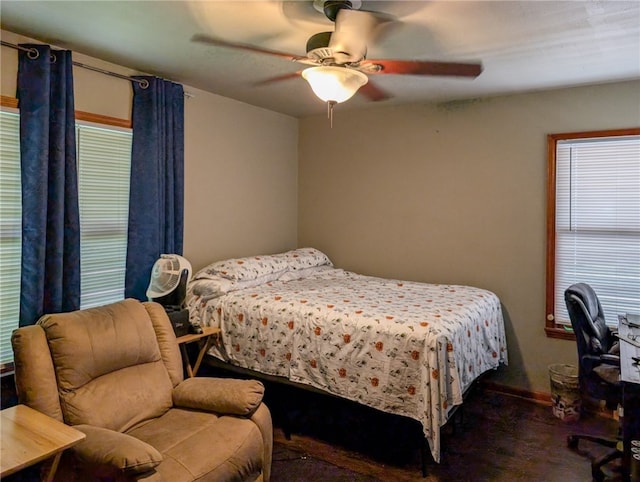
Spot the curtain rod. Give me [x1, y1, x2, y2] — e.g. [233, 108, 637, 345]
[1, 40, 149, 88]
[1, 40, 195, 97]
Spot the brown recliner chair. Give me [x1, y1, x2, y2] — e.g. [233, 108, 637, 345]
[11, 299, 272, 481]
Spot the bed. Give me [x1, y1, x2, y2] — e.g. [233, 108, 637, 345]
[186, 248, 508, 463]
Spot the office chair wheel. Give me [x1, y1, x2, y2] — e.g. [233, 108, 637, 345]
[567, 435, 579, 449]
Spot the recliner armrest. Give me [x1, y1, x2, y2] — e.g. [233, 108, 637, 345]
[172, 377, 264, 416]
[72, 424, 163, 476]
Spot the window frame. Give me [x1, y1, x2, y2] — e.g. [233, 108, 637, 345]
[0, 95, 131, 374]
[545, 127, 640, 340]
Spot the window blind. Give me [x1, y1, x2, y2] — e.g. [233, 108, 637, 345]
[77, 124, 132, 309]
[554, 135, 640, 325]
[0, 110, 21, 366]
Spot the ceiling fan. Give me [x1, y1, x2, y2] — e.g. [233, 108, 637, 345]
[192, 0, 483, 121]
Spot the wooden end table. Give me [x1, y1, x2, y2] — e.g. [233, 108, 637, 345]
[1, 404, 85, 481]
[176, 326, 221, 378]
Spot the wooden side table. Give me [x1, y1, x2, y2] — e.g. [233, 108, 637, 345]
[176, 326, 221, 378]
[1, 404, 85, 481]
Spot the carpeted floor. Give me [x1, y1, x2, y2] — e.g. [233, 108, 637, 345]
[268, 384, 622, 482]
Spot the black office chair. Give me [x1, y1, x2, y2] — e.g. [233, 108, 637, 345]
[564, 283, 623, 481]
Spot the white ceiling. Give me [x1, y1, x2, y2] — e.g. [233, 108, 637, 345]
[1, 1, 639, 118]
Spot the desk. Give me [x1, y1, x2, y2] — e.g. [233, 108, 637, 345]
[618, 314, 640, 482]
[0, 404, 85, 481]
[176, 326, 221, 378]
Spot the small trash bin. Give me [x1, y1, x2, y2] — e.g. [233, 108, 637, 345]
[549, 364, 581, 422]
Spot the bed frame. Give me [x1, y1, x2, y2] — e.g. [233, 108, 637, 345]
[202, 354, 477, 477]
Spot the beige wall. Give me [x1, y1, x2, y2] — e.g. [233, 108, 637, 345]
[183, 87, 298, 270]
[298, 80, 640, 394]
[1, 29, 299, 274]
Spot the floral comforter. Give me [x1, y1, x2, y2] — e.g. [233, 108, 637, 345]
[186, 248, 508, 462]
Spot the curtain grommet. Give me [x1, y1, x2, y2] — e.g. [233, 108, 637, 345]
[27, 48, 39, 60]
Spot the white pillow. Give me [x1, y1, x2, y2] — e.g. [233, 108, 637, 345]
[277, 247, 333, 271]
[193, 254, 289, 281]
[192, 248, 332, 282]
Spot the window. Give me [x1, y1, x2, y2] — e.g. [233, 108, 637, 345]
[546, 128, 640, 339]
[0, 104, 132, 369]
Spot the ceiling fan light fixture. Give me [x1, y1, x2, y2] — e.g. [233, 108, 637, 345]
[301, 66, 368, 104]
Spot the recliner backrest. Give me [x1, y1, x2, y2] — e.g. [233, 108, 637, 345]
[30, 299, 184, 433]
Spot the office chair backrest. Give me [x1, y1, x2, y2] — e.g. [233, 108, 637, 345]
[565, 283, 621, 410]
[565, 282, 615, 358]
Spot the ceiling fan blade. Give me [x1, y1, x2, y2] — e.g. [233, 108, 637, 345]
[358, 80, 392, 102]
[191, 34, 305, 62]
[329, 9, 392, 64]
[254, 71, 302, 86]
[362, 59, 483, 78]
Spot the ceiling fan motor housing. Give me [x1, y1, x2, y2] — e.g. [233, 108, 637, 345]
[306, 31, 334, 60]
[323, 0, 352, 21]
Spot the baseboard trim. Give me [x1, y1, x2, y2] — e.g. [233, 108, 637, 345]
[480, 380, 618, 420]
[481, 380, 552, 404]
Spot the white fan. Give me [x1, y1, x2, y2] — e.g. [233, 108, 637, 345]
[146, 254, 192, 308]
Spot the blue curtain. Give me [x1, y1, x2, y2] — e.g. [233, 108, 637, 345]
[125, 77, 185, 300]
[17, 44, 80, 326]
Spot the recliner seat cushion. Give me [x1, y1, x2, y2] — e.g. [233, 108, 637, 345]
[38, 299, 173, 431]
[127, 408, 263, 481]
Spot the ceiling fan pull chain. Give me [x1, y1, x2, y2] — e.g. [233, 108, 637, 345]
[327, 100, 337, 128]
